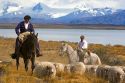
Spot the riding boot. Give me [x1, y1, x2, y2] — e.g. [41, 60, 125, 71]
[11, 38, 20, 59]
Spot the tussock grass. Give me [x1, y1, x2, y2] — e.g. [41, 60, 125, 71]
[89, 44, 125, 65]
[0, 37, 125, 83]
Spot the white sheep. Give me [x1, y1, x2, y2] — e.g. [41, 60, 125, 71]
[85, 65, 99, 76]
[33, 61, 56, 79]
[119, 66, 125, 73]
[96, 65, 111, 80]
[0, 61, 2, 63]
[64, 62, 86, 75]
[53, 62, 65, 74]
[108, 66, 125, 83]
[64, 64, 71, 73]
[18, 32, 31, 42]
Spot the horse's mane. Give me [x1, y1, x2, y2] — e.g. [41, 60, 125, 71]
[67, 44, 74, 51]
[65, 44, 79, 63]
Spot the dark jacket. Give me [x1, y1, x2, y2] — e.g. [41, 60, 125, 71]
[15, 21, 35, 35]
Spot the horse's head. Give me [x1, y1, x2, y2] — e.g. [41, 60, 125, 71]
[29, 32, 38, 39]
[27, 32, 38, 43]
[59, 43, 68, 57]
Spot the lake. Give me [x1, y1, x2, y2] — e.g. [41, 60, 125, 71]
[0, 29, 125, 45]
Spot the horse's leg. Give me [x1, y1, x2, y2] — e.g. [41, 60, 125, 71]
[24, 59, 29, 72]
[16, 56, 19, 70]
[31, 54, 35, 75]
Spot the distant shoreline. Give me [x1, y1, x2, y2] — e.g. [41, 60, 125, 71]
[0, 23, 125, 30]
[0, 37, 124, 46]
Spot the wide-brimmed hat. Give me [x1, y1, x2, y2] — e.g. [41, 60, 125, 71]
[24, 15, 31, 20]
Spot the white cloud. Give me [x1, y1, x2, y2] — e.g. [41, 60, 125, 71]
[0, 0, 125, 9]
[26, 0, 125, 9]
[7, 6, 21, 13]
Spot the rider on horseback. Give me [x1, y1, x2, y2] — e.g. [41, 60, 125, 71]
[11, 15, 42, 59]
[77, 35, 88, 61]
[78, 35, 88, 50]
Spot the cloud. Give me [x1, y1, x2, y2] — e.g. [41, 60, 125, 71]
[0, 0, 125, 9]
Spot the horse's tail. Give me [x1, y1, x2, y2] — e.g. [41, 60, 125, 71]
[97, 57, 102, 65]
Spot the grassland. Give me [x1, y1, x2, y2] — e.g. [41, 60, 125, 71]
[0, 37, 125, 83]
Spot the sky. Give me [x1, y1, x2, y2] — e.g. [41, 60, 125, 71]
[0, 0, 125, 9]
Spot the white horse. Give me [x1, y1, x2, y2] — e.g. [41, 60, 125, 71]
[84, 52, 102, 65]
[60, 43, 102, 65]
[59, 43, 79, 63]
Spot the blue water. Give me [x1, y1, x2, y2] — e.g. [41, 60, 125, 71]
[0, 29, 125, 45]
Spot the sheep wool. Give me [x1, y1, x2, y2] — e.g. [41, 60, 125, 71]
[53, 63, 65, 74]
[65, 62, 86, 75]
[33, 62, 56, 79]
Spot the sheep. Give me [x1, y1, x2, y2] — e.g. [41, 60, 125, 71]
[64, 62, 86, 75]
[96, 65, 111, 80]
[53, 62, 65, 74]
[118, 66, 125, 73]
[0, 61, 2, 63]
[18, 32, 31, 42]
[64, 64, 71, 73]
[108, 66, 125, 83]
[85, 65, 99, 76]
[33, 61, 56, 79]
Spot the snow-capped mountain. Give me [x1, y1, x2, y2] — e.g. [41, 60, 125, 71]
[68, 7, 115, 18]
[74, 3, 115, 16]
[0, 2, 53, 20]
[69, 10, 125, 25]
[0, 2, 125, 25]
[32, 3, 43, 12]
[55, 7, 117, 23]
[0, 2, 71, 19]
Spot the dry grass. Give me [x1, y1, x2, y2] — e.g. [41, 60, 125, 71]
[0, 37, 125, 83]
[89, 44, 125, 65]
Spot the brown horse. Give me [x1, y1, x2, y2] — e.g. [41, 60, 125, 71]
[16, 32, 38, 73]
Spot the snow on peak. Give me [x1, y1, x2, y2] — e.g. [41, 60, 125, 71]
[50, 13, 68, 18]
[32, 2, 43, 12]
[75, 2, 90, 11]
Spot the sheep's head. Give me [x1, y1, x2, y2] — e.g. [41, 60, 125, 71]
[34, 60, 40, 67]
[54, 63, 58, 69]
[70, 66, 76, 73]
[64, 65, 71, 73]
[122, 72, 125, 82]
[46, 66, 54, 76]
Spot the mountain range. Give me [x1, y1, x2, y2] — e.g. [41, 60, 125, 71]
[0, 2, 125, 25]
